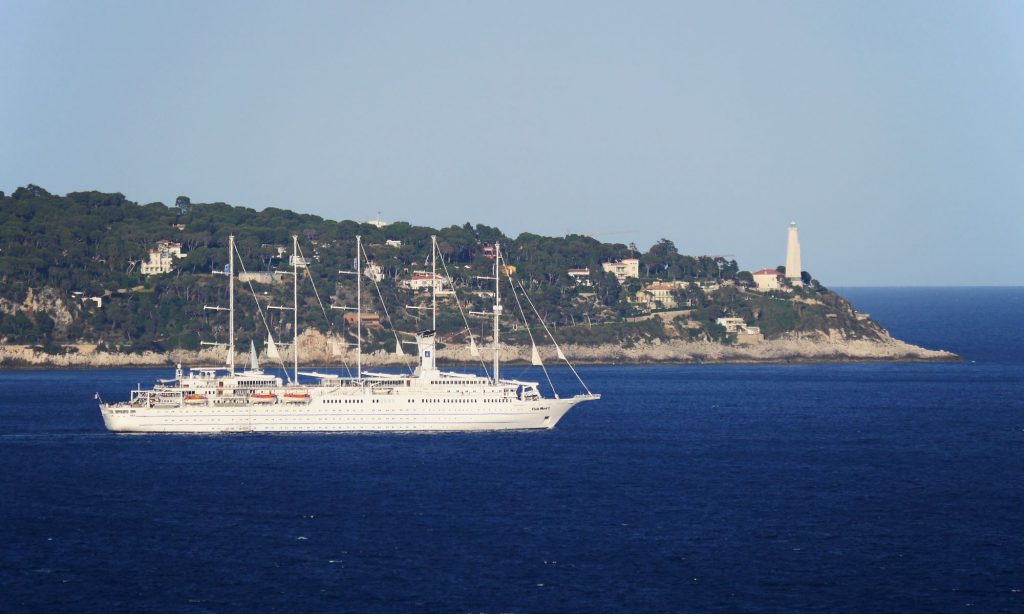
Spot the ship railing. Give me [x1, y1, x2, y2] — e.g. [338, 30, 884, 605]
[128, 389, 171, 407]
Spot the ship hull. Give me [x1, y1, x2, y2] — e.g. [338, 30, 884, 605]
[99, 396, 594, 433]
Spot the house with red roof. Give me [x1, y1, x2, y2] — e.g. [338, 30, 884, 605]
[752, 268, 783, 291]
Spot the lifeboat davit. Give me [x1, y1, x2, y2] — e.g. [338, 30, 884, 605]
[249, 392, 278, 404]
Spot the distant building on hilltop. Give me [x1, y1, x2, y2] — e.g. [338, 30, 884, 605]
[752, 268, 782, 291]
[365, 211, 389, 228]
[601, 258, 639, 283]
[364, 262, 384, 282]
[141, 240, 185, 275]
[401, 271, 453, 295]
[635, 281, 689, 308]
[716, 317, 763, 344]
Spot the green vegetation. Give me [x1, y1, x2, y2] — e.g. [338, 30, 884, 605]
[0, 185, 882, 354]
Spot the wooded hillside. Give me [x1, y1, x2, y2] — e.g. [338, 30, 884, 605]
[0, 185, 878, 355]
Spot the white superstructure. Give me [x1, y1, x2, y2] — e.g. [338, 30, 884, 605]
[99, 235, 599, 433]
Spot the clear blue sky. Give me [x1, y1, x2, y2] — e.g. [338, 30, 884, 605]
[2, 1, 1021, 285]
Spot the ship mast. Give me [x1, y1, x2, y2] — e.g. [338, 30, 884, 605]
[493, 242, 501, 382]
[356, 234, 362, 380]
[292, 234, 299, 383]
[228, 234, 235, 374]
[431, 235, 437, 331]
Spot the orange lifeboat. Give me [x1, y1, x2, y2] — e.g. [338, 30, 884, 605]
[282, 391, 312, 404]
[184, 394, 207, 405]
[249, 392, 278, 404]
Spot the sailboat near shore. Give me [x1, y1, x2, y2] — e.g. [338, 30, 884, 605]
[98, 234, 599, 433]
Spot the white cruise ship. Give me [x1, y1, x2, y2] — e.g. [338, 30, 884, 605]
[99, 235, 598, 433]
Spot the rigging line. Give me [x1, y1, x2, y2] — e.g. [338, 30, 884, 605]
[517, 279, 592, 395]
[506, 274, 557, 398]
[231, 241, 292, 383]
[295, 241, 353, 378]
[436, 247, 492, 380]
[358, 241, 414, 374]
[294, 243, 332, 327]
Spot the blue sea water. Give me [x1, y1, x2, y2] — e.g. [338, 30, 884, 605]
[1, 288, 1022, 611]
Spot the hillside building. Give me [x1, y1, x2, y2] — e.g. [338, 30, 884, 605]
[141, 240, 185, 276]
[635, 281, 690, 308]
[752, 268, 782, 291]
[343, 312, 382, 329]
[601, 258, 639, 283]
[364, 262, 384, 282]
[402, 271, 453, 295]
[567, 268, 591, 287]
[716, 317, 763, 343]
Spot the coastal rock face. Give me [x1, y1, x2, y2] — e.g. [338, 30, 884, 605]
[0, 329, 956, 368]
[0, 287, 76, 332]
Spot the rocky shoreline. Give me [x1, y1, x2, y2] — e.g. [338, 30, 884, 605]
[0, 330, 958, 369]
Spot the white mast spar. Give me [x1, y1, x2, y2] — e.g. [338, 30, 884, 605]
[493, 242, 501, 382]
[431, 235, 437, 331]
[329, 235, 363, 379]
[356, 234, 362, 379]
[292, 234, 299, 384]
[228, 234, 235, 373]
[200, 235, 236, 368]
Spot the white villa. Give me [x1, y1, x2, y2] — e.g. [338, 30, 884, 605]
[141, 240, 185, 276]
[716, 317, 763, 344]
[364, 262, 384, 282]
[635, 281, 690, 308]
[401, 271, 453, 295]
[601, 258, 640, 283]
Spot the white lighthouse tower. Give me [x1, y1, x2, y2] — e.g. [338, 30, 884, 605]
[785, 221, 803, 286]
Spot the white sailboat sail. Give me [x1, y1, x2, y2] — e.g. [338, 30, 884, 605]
[395, 340, 405, 356]
[531, 343, 543, 366]
[469, 337, 481, 357]
[556, 346, 567, 361]
[266, 334, 281, 360]
[249, 340, 259, 370]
